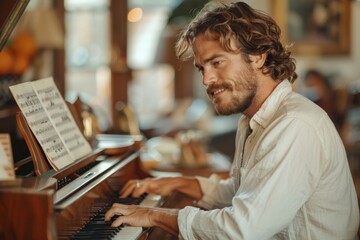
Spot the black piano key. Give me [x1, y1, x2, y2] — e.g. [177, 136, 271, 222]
[71, 230, 115, 239]
[72, 238, 110, 240]
[69, 194, 149, 239]
[73, 230, 116, 236]
[71, 236, 111, 240]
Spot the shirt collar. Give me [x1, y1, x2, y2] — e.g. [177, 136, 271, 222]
[249, 80, 292, 129]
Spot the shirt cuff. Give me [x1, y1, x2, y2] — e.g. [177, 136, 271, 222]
[195, 174, 220, 209]
[178, 206, 200, 240]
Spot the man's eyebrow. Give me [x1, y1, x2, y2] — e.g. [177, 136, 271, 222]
[204, 54, 223, 64]
[194, 54, 224, 68]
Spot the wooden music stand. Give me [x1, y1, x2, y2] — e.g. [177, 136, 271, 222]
[16, 112, 52, 175]
[15, 101, 90, 176]
[15, 100, 143, 176]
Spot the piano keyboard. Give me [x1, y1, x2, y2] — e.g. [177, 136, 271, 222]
[59, 193, 162, 240]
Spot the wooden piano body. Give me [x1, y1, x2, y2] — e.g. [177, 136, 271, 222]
[0, 139, 191, 240]
[0, 112, 191, 240]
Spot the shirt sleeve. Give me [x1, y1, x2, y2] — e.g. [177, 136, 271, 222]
[195, 174, 235, 209]
[178, 117, 325, 239]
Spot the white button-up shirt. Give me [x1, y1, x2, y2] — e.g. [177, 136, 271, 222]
[178, 80, 359, 239]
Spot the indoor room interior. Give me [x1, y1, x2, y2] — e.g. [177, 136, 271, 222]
[0, 0, 360, 239]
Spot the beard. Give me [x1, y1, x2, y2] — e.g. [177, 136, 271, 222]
[207, 66, 257, 115]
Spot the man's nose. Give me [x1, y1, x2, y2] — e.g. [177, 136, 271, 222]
[202, 69, 217, 86]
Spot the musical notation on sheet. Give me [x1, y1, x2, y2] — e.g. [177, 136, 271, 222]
[9, 77, 92, 170]
[32, 78, 92, 161]
[0, 134, 15, 180]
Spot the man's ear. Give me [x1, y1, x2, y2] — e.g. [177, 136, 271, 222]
[249, 53, 266, 69]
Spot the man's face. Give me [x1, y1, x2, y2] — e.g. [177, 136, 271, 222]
[193, 34, 257, 115]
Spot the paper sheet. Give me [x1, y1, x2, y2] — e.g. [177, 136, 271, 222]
[9, 77, 92, 170]
[0, 134, 15, 180]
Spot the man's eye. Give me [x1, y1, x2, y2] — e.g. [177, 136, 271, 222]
[213, 60, 222, 66]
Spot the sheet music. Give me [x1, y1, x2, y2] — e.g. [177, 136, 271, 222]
[32, 78, 92, 161]
[0, 134, 15, 180]
[9, 77, 92, 170]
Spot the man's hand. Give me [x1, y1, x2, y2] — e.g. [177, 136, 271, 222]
[104, 204, 153, 227]
[120, 177, 179, 198]
[119, 177, 203, 201]
[104, 204, 179, 235]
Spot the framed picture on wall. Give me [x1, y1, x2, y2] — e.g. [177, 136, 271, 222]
[272, 0, 350, 55]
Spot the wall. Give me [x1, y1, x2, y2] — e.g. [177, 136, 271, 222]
[295, 2, 360, 86]
[243, 0, 360, 87]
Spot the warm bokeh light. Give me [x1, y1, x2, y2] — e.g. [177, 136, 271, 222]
[128, 7, 143, 23]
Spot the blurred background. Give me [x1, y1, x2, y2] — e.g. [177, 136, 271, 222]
[0, 0, 359, 183]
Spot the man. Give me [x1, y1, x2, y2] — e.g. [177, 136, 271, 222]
[105, 2, 359, 239]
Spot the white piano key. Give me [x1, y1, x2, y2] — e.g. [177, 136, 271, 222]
[112, 226, 142, 240]
[140, 193, 162, 207]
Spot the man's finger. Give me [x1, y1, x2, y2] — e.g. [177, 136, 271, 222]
[120, 180, 137, 195]
[104, 203, 127, 221]
[111, 216, 124, 227]
[119, 184, 137, 198]
[132, 183, 147, 198]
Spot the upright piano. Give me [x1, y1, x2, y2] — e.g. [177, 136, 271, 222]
[0, 132, 192, 240]
[0, 2, 204, 239]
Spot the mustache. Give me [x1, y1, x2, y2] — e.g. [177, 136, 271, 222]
[206, 82, 233, 96]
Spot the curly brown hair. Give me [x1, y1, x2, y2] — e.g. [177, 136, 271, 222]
[176, 1, 297, 83]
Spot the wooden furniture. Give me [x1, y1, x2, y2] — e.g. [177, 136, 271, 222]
[1, 114, 230, 239]
[0, 0, 30, 50]
[0, 105, 199, 239]
[1, 105, 231, 239]
[0, 146, 152, 239]
[152, 150, 231, 180]
[0, 135, 217, 240]
[1, 147, 227, 240]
